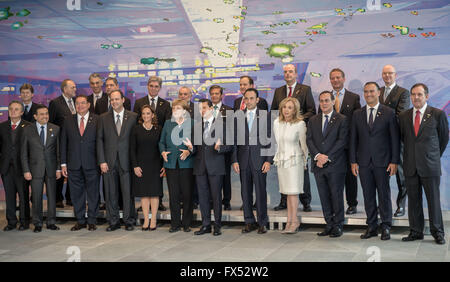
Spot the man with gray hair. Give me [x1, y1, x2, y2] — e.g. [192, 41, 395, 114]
[178, 86, 195, 118]
[87, 73, 105, 114]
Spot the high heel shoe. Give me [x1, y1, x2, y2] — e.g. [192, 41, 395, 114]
[142, 223, 150, 231]
[281, 222, 292, 234]
[285, 222, 300, 234]
[149, 222, 157, 231]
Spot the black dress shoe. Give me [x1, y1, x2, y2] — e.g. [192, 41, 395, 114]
[125, 224, 134, 231]
[317, 228, 332, 237]
[360, 228, 378, 239]
[55, 201, 65, 208]
[330, 226, 343, 238]
[19, 224, 29, 231]
[3, 225, 16, 231]
[99, 203, 106, 210]
[169, 226, 181, 233]
[242, 223, 258, 233]
[106, 224, 121, 232]
[71, 223, 87, 231]
[274, 203, 287, 211]
[434, 235, 446, 245]
[47, 224, 60, 231]
[137, 206, 143, 212]
[88, 224, 97, 231]
[381, 228, 391, 240]
[402, 232, 424, 242]
[183, 227, 191, 232]
[223, 203, 231, 211]
[394, 207, 405, 217]
[33, 226, 42, 233]
[158, 203, 167, 211]
[194, 226, 212, 235]
[303, 204, 312, 212]
[257, 226, 267, 234]
[346, 206, 357, 215]
[213, 226, 222, 236]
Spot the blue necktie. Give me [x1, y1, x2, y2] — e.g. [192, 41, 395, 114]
[323, 115, 329, 134]
[203, 121, 210, 138]
[248, 111, 254, 131]
[369, 108, 374, 129]
[40, 125, 45, 145]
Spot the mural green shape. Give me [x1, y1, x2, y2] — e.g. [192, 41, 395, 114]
[266, 43, 294, 59]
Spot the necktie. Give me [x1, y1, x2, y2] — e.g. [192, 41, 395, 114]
[24, 105, 29, 114]
[335, 91, 341, 112]
[94, 94, 100, 108]
[116, 114, 122, 136]
[150, 98, 156, 111]
[240, 98, 246, 111]
[384, 87, 390, 103]
[213, 105, 219, 118]
[12, 124, 17, 130]
[414, 110, 421, 136]
[40, 125, 45, 145]
[369, 108, 374, 129]
[248, 111, 254, 131]
[323, 115, 329, 134]
[79, 116, 85, 136]
[288, 86, 292, 97]
[108, 99, 111, 110]
[68, 99, 76, 114]
[203, 121, 210, 138]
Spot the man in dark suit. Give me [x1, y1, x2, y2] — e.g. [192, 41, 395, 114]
[19, 83, 42, 123]
[95, 77, 131, 115]
[350, 82, 400, 241]
[86, 73, 105, 114]
[306, 91, 348, 238]
[49, 79, 76, 208]
[178, 86, 196, 119]
[209, 85, 234, 211]
[233, 76, 268, 111]
[232, 88, 272, 234]
[133, 76, 171, 211]
[271, 64, 316, 212]
[97, 90, 138, 231]
[319, 68, 361, 215]
[61, 95, 100, 232]
[184, 99, 233, 236]
[21, 105, 61, 233]
[0, 101, 31, 231]
[399, 83, 449, 245]
[380, 64, 411, 217]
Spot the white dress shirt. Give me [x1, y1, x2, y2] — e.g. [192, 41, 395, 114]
[412, 103, 428, 125]
[36, 122, 47, 145]
[366, 103, 380, 124]
[77, 112, 90, 128]
[113, 108, 124, 124]
[286, 81, 297, 97]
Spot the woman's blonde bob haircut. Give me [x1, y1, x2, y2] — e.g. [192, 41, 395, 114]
[278, 97, 304, 123]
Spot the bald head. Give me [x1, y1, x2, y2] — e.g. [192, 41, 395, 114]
[178, 86, 192, 102]
[382, 64, 397, 87]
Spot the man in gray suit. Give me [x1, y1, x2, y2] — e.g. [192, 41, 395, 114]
[21, 105, 61, 233]
[97, 89, 138, 231]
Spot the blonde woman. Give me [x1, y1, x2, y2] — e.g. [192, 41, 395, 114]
[273, 97, 309, 233]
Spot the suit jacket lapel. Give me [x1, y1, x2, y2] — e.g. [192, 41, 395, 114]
[46, 125, 52, 148]
[372, 106, 383, 131]
[417, 106, 432, 138]
[120, 111, 128, 137]
[338, 90, 350, 113]
[323, 112, 337, 138]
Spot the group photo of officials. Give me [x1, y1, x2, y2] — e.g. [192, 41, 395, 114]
[0, 64, 448, 245]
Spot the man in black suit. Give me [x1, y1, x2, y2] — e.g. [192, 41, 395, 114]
[233, 76, 268, 111]
[350, 82, 400, 241]
[209, 85, 234, 211]
[49, 79, 76, 208]
[321, 68, 361, 215]
[21, 105, 61, 233]
[380, 64, 411, 217]
[19, 83, 42, 123]
[95, 77, 131, 115]
[97, 90, 138, 231]
[86, 73, 105, 114]
[399, 83, 449, 245]
[0, 101, 31, 231]
[306, 91, 348, 238]
[271, 64, 316, 212]
[178, 86, 195, 119]
[133, 76, 171, 211]
[184, 99, 233, 236]
[61, 95, 100, 232]
[232, 88, 272, 234]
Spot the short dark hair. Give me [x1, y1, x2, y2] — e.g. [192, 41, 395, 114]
[75, 94, 89, 103]
[198, 98, 213, 107]
[209, 85, 223, 95]
[35, 104, 48, 114]
[244, 88, 259, 98]
[110, 89, 124, 98]
[240, 75, 254, 85]
[9, 100, 24, 112]
[60, 79, 74, 93]
[105, 77, 119, 86]
[411, 83, 429, 95]
[20, 83, 34, 93]
[319, 90, 335, 101]
[364, 82, 380, 91]
[329, 68, 345, 78]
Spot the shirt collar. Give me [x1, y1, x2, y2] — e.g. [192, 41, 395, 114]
[385, 82, 396, 90]
[286, 81, 297, 90]
[148, 95, 158, 104]
[332, 88, 346, 96]
[213, 102, 222, 109]
[204, 115, 214, 125]
[10, 119, 21, 126]
[93, 91, 103, 98]
[247, 108, 257, 115]
[23, 102, 32, 108]
[78, 112, 89, 121]
[36, 122, 47, 129]
[113, 108, 124, 118]
[322, 110, 333, 118]
[367, 103, 380, 112]
[415, 103, 428, 114]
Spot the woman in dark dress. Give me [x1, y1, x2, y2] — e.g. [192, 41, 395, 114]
[130, 105, 164, 230]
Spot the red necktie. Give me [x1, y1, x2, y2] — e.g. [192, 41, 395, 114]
[80, 116, 85, 136]
[288, 86, 292, 97]
[240, 97, 246, 111]
[414, 110, 421, 136]
[12, 124, 16, 130]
